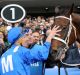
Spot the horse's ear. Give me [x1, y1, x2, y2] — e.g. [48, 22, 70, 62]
[65, 3, 74, 17]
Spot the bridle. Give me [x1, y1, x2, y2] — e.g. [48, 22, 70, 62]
[53, 15, 80, 66]
[53, 15, 77, 51]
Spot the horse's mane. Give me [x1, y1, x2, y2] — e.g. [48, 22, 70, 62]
[72, 13, 80, 25]
[72, 13, 80, 43]
[72, 13, 80, 31]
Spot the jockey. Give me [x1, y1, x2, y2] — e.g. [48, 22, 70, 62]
[0, 25, 61, 75]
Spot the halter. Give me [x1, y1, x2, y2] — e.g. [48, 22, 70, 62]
[53, 15, 76, 49]
[53, 16, 79, 66]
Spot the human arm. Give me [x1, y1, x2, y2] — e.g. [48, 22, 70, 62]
[22, 25, 61, 62]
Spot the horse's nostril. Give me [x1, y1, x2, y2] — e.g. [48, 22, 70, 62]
[52, 47, 58, 51]
[53, 49, 57, 52]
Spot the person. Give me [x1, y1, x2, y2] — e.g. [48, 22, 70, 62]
[76, 41, 80, 54]
[62, 42, 80, 65]
[0, 32, 5, 56]
[30, 31, 43, 75]
[0, 25, 61, 75]
[32, 31, 41, 45]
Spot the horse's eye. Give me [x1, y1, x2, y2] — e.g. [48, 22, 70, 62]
[62, 27, 66, 30]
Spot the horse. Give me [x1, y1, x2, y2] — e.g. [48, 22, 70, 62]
[45, 12, 80, 68]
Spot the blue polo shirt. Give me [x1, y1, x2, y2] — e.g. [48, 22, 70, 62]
[0, 42, 50, 75]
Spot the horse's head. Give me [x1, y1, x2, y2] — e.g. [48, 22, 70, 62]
[46, 4, 80, 67]
[51, 15, 77, 60]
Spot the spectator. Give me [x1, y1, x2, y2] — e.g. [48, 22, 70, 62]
[0, 32, 5, 56]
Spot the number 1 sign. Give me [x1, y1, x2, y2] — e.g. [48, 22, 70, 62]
[1, 4, 26, 23]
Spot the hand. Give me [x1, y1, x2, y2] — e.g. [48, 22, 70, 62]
[46, 25, 61, 43]
[49, 25, 61, 37]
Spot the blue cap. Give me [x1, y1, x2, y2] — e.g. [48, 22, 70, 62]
[7, 27, 30, 44]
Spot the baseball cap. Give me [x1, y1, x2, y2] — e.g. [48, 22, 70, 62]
[7, 27, 30, 44]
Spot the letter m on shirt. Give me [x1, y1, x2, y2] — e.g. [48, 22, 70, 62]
[1, 55, 14, 73]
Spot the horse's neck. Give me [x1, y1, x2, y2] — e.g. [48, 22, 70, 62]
[72, 13, 80, 31]
[71, 13, 80, 43]
[72, 13, 80, 24]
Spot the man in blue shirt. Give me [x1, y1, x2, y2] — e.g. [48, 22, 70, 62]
[0, 25, 61, 75]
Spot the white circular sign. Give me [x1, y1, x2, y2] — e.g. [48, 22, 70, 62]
[1, 4, 26, 23]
